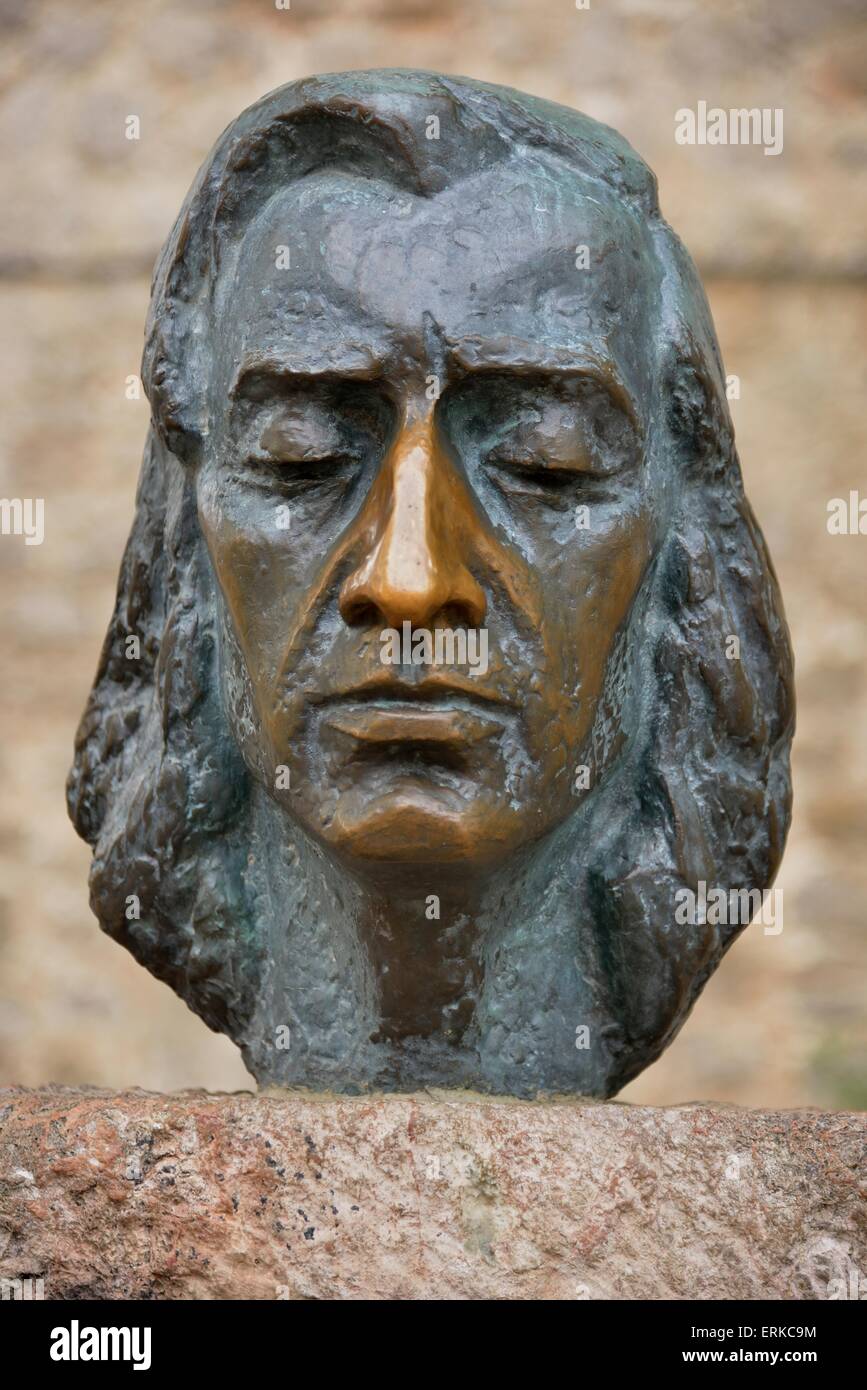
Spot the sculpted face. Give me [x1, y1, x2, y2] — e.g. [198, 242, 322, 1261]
[197, 168, 658, 872]
[69, 72, 793, 1096]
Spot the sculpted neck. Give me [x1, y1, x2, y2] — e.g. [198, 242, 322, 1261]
[240, 783, 608, 1096]
[349, 859, 493, 1047]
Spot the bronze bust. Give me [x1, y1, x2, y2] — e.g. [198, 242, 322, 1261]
[68, 71, 794, 1096]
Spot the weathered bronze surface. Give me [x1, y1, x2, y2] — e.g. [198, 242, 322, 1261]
[68, 71, 794, 1096]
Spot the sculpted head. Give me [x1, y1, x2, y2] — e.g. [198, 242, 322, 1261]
[68, 72, 794, 1095]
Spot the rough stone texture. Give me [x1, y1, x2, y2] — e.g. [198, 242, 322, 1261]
[0, 1088, 864, 1300]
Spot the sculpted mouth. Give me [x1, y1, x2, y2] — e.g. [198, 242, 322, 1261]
[324, 703, 502, 746]
[317, 678, 511, 747]
[319, 675, 510, 709]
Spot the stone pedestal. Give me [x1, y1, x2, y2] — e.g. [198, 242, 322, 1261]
[0, 1088, 863, 1300]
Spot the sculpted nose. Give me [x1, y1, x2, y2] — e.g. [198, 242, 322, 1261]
[339, 413, 486, 631]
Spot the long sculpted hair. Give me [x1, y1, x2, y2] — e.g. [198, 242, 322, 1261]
[67, 72, 795, 1096]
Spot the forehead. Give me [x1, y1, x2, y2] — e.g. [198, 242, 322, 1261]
[219, 162, 656, 397]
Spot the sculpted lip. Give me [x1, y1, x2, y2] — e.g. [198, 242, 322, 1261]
[318, 679, 511, 745]
[324, 702, 503, 745]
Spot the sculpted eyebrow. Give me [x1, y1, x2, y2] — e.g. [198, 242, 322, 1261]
[448, 337, 642, 432]
[231, 354, 387, 399]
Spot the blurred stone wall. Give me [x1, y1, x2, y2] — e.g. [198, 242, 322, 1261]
[0, 0, 865, 1105]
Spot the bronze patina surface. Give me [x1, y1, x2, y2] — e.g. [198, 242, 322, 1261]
[68, 71, 794, 1096]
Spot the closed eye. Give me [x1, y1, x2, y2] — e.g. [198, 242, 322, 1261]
[244, 451, 357, 490]
[491, 460, 577, 488]
[484, 454, 608, 499]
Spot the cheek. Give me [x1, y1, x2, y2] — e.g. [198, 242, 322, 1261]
[198, 482, 306, 699]
[543, 513, 652, 710]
